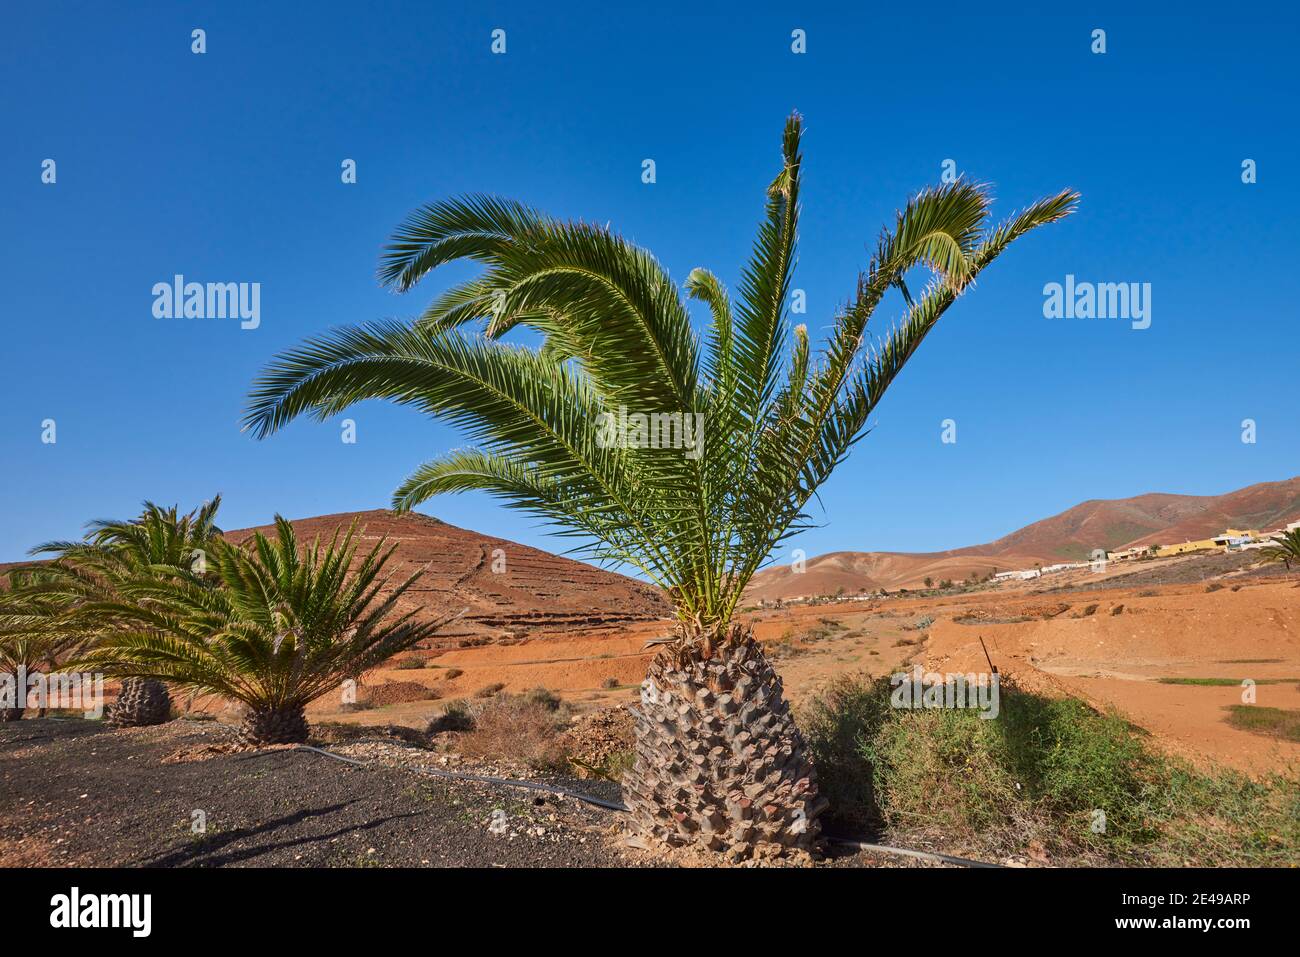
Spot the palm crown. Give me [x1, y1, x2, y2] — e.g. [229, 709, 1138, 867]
[5, 497, 226, 725]
[244, 114, 1075, 646]
[243, 113, 1077, 857]
[0, 569, 83, 673]
[1263, 528, 1300, 568]
[28, 496, 224, 603]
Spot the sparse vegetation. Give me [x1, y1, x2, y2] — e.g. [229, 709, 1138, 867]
[1226, 704, 1300, 742]
[1157, 677, 1297, 686]
[802, 675, 1300, 865]
[520, 686, 562, 711]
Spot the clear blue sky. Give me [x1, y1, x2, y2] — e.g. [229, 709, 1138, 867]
[3, 2, 1297, 565]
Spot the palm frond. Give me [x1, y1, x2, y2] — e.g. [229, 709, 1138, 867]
[243, 113, 1078, 640]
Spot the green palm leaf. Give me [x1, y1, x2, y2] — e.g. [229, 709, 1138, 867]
[244, 113, 1077, 643]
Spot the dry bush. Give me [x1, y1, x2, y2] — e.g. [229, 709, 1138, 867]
[457, 693, 572, 770]
[428, 699, 473, 733]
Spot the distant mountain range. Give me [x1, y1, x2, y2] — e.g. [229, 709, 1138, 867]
[747, 476, 1300, 600]
[8, 477, 1299, 623]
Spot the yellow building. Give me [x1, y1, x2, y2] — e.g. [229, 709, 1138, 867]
[1158, 539, 1218, 556]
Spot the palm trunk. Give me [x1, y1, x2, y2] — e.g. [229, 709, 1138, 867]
[107, 678, 172, 727]
[621, 623, 826, 861]
[239, 705, 309, 745]
[2, 668, 26, 721]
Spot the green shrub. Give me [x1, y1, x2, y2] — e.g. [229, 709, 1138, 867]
[800, 674, 1300, 864]
[1226, 704, 1300, 742]
[800, 676, 892, 832]
[864, 697, 1021, 834]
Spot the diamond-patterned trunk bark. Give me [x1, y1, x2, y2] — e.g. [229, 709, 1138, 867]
[107, 678, 172, 727]
[621, 624, 826, 861]
[239, 705, 309, 745]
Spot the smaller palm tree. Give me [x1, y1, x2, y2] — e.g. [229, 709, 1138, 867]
[26, 496, 226, 725]
[1262, 528, 1300, 569]
[0, 571, 83, 721]
[76, 517, 458, 744]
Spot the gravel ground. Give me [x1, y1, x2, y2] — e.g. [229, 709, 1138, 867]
[0, 718, 952, 868]
[0, 718, 628, 868]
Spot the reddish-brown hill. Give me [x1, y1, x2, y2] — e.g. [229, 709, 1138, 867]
[747, 476, 1300, 600]
[226, 510, 671, 646]
[3, 511, 670, 645]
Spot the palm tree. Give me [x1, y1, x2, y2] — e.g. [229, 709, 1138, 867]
[26, 497, 224, 726]
[76, 518, 458, 744]
[243, 114, 1077, 857]
[0, 571, 83, 721]
[1262, 528, 1300, 569]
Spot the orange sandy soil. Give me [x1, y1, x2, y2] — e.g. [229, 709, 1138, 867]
[162, 566, 1300, 777]
[919, 579, 1300, 774]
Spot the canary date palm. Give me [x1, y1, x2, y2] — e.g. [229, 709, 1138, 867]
[19, 497, 225, 726]
[75, 518, 458, 744]
[244, 114, 1077, 857]
[1262, 528, 1300, 569]
[0, 571, 83, 720]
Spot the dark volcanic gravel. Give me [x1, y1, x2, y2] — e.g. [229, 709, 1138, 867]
[0, 719, 962, 869]
[0, 719, 627, 868]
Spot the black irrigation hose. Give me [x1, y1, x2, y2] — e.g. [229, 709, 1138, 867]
[290, 743, 1003, 868]
[821, 836, 1004, 869]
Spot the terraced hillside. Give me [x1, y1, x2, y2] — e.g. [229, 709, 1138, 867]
[227, 510, 670, 648]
